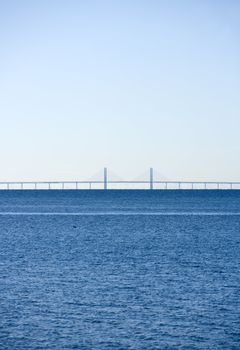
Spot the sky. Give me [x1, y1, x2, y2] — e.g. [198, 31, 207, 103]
[0, 0, 239, 181]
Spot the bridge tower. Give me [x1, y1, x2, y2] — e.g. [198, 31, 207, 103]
[150, 167, 153, 190]
[104, 167, 108, 190]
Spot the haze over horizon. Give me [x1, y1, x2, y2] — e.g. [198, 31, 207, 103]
[0, 0, 239, 181]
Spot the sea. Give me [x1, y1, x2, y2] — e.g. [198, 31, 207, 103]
[0, 190, 239, 350]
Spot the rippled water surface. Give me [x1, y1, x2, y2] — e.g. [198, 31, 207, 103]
[0, 190, 240, 349]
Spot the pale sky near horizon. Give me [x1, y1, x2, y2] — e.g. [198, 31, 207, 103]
[0, 0, 239, 181]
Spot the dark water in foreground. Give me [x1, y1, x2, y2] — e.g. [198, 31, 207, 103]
[0, 190, 240, 350]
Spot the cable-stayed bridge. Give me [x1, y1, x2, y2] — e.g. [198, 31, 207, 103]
[0, 168, 239, 190]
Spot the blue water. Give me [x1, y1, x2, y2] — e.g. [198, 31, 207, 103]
[0, 190, 240, 350]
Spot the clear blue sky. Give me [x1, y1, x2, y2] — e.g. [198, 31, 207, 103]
[0, 0, 239, 181]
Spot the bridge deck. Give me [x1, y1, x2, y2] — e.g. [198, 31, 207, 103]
[0, 180, 239, 190]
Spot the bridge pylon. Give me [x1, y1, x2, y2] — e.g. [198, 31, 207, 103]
[104, 167, 108, 190]
[150, 168, 153, 190]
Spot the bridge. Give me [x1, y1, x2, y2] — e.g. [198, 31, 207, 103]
[0, 168, 239, 190]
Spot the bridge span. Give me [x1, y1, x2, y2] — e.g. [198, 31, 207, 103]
[0, 168, 239, 190]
